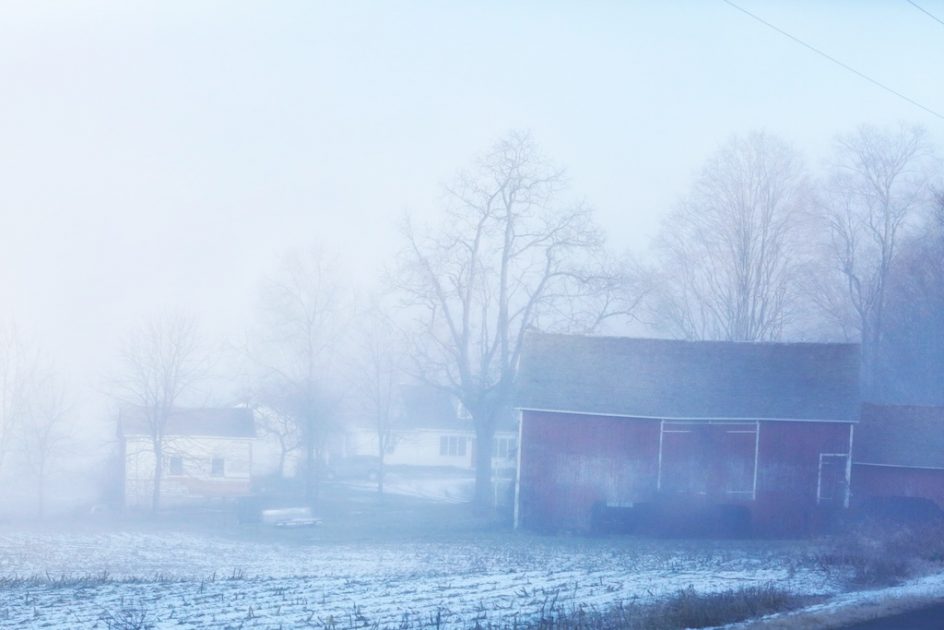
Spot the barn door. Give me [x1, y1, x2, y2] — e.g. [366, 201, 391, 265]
[817, 454, 849, 507]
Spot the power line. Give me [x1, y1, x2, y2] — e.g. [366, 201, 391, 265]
[907, 0, 944, 28]
[721, 0, 944, 121]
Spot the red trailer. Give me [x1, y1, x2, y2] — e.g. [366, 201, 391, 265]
[513, 334, 860, 535]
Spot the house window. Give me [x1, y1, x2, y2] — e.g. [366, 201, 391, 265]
[493, 437, 517, 459]
[439, 436, 466, 457]
[168, 456, 183, 476]
[210, 457, 225, 477]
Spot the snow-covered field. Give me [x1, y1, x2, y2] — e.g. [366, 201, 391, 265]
[0, 520, 840, 629]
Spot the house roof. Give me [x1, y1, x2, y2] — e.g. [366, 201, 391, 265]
[515, 333, 860, 422]
[855, 404, 944, 469]
[394, 385, 517, 432]
[118, 407, 256, 439]
[397, 385, 466, 431]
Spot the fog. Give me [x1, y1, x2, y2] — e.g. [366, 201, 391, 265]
[1, 3, 943, 626]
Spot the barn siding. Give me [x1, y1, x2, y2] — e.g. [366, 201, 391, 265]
[517, 411, 854, 534]
[852, 464, 944, 509]
[752, 421, 853, 533]
[518, 411, 659, 531]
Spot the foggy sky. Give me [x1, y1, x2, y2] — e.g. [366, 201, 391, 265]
[1, 1, 942, 427]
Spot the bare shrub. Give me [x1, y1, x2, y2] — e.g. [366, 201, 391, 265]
[818, 519, 944, 586]
[516, 584, 807, 630]
[99, 603, 151, 630]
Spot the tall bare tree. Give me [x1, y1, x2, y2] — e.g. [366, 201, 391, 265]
[117, 315, 207, 512]
[650, 131, 811, 341]
[352, 298, 404, 496]
[814, 124, 936, 390]
[397, 131, 642, 506]
[872, 190, 944, 402]
[251, 249, 347, 504]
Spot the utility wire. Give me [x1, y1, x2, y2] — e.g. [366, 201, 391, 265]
[722, 0, 944, 121]
[907, 0, 944, 28]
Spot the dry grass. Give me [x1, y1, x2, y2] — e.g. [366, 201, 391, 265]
[505, 584, 810, 630]
[817, 520, 944, 587]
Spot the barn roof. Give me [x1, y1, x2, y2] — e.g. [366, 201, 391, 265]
[516, 333, 860, 422]
[855, 404, 944, 469]
[118, 407, 256, 438]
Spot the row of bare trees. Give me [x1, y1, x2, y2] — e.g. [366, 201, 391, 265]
[649, 124, 939, 392]
[111, 124, 940, 512]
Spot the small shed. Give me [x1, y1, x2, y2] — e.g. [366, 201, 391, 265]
[513, 333, 860, 535]
[118, 406, 256, 509]
[853, 403, 944, 511]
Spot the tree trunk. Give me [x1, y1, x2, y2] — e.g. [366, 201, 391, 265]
[303, 433, 315, 504]
[36, 463, 45, 519]
[377, 440, 385, 497]
[473, 418, 496, 508]
[151, 439, 163, 513]
[277, 445, 287, 479]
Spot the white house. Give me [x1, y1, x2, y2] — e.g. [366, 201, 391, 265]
[118, 407, 255, 509]
[345, 385, 518, 473]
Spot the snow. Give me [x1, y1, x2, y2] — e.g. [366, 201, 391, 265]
[0, 525, 838, 629]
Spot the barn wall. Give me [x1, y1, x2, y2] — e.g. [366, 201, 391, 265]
[517, 412, 855, 535]
[754, 421, 853, 533]
[852, 464, 944, 509]
[517, 411, 660, 531]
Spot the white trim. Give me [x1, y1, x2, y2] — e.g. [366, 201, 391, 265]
[517, 407, 856, 424]
[854, 461, 944, 471]
[845, 425, 854, 508]
[816, 455, 823, 504]
[817, 453, 851, 505]
[752, 421, 760, 500]
[513, 410, 524, 530]
[656, 419, 664, 491]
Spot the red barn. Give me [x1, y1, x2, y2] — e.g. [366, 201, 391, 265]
[852, 403, 944, 514]
[513, 334, 860, 535]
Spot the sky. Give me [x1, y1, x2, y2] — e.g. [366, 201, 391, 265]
[0, 0, 942, 422]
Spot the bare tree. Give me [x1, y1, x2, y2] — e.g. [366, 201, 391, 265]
[0, 324, 33, 477]
[116, 315, 207, 512]
[814, 124, 936, 390]
[352, 298, 404, 496]
[650, 131, 812, 341]
[254, 403, 301, 479]
[250, 249, 348, 504]
[873, 189, 944, 402]
[19, 367, 71, 518]
[397, 131, 642, 506]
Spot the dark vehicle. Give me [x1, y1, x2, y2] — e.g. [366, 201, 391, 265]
[326, 455, 381, 481]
